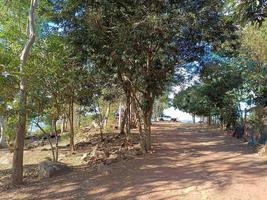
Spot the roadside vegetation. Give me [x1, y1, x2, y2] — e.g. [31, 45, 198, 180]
[0, 0, 266, 194]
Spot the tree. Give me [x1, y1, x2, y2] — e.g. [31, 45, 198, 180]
[152, 95, 169, 120]
[12, 0, 38, 185]
[240, 23, 267, 107]
[0, 1, 28, 151]
[173, 85, 212, 123]
[51, 0, 236, 151]
[231, 0, 267, 26]
[174, 58, 244, 129]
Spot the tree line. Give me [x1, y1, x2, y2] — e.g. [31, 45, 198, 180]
[173, 1, 267, 142]
[0, 0, 265, 185]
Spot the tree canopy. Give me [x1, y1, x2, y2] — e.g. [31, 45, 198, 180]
[0, 0, 267, 185]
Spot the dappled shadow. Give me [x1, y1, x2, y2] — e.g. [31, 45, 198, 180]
[1, 122, 267, 200]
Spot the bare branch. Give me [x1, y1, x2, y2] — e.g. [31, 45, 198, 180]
[19, 0, 38, 65]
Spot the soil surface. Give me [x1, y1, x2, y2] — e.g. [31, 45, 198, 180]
[1, 122, 267, 200]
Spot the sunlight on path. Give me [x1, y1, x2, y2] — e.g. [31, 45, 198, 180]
[1, 123, 267, 200]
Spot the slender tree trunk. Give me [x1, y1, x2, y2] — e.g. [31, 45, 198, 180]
[130, 96, 137, 128]
[125, 90, 131, 139]
[120, 75, 132, 137]
[35, 122, 56, 162]
[104, 102, 111, 128]
[142, 92, 154, 152]
[12, 29, 28, 186]
[96, 100, 104, 141]
[142, 48, 155, 151]
[244, 108, 247, 138]
[118, 102, 122, 129]
[52, 118, 59, 162]
[120, 108, 126, 135]
[99, 126, 104, 141]
[192, 114, 196, 124]
[98, 115, 104, 142]
[0, 117, 7, 148]
[143, 114, 150, 151]
[132, 98, 146, 151]
[69, 97, 75, 153]
[219, 110, 224, 129]
[12, 0, 38, 185]
[60, 116, 64, 134]
[76, 105, 81, 129]
[64, 117, 68, 132]
[143, 111, 153, 151]
[73, 104, 80, 131]
[208, 112, 212, 126]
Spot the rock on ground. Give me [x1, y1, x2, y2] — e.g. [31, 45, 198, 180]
[38, 160, 70, 179]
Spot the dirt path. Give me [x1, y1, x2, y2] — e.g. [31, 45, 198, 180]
[2, 123, 267, 200]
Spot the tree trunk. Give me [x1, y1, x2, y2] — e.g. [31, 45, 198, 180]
[0, 117, 7, 148]
[125, 90, 131, 139]
[220, 111, 224, 129]
[12, 0, 38, 185]
[118, 102, 122, 129]
[104, 102, 111, 128]
[60, 116, 64, 135]
[120, 74, 132, 136]
[74, 104, 81, 130]
[208, 113, 212, 126]
[99, 126, 104, 141]
[192, 114, 196, 124]
[143, 109, 153, 151]
[63, 114, 68, 132]
[130, 96, 137, 128]
[69, 97, 75, 153]
[96, 100, 105, 141]
[52, 118, 59, 162]
[35, 122, 56, 162]
[142, 92, 154, 152]
[120, 108, 126, 135]
[143, 114, 150, 151]
[244, 108, 247, 138]
[132, 98, 146, 151]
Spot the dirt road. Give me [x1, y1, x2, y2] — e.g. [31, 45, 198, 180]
[2, 123, 267, 200]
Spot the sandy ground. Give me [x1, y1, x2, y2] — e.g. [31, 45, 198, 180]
[1, 122, 267, 200]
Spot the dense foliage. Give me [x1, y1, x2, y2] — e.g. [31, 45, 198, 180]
[0, 0, 266, 185]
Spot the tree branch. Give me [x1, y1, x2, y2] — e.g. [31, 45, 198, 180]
[19, 0, 38, 66]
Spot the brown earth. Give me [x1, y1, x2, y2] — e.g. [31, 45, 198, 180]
[1, 122, 267, 200]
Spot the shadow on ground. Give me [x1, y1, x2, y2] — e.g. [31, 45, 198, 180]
[1, 122, 267, 200]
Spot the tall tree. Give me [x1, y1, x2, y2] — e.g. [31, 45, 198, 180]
[50, 0, 237, 151]
[12, 0, 38, 185]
